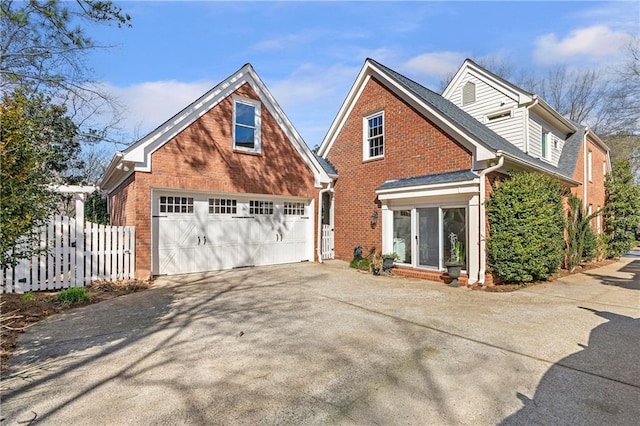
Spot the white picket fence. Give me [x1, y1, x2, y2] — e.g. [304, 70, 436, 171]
[321, 224, 334, 260]
[1, 216, 135, 293]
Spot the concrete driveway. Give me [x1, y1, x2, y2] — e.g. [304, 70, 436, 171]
[2, 256, 639, 425]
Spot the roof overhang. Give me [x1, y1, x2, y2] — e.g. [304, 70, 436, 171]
[101, 64, 330, 193]
[529, 96, 576, 135]
[376, 177, 480, 201]
[498, 151, 581, 186]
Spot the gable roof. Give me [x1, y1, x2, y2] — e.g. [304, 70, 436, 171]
[443, 59, 575, 134]
[319, 58, 578, 184]
[101, 63, 330, 191]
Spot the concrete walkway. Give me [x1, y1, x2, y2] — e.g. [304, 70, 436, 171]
[1, 256, 638, 425]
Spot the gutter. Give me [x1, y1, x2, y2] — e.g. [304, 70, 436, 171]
[317, 181, 333, 263]
[478, 156, 504, 286]
[497, 150, 580, 186]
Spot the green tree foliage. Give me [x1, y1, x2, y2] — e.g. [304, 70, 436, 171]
[565, 194, 598, 272]
[85, 191, 109, 224]
[1, 0, 131, 143]
[604, 159, 640, 257]
[487, 172, 565, 283]
[0, 89, 79, 269]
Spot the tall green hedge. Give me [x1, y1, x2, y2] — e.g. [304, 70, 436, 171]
[604, 159, 640, 257]
[487, 172, 565, 283]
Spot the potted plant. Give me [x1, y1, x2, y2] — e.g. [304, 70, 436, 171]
[370, 250, 382, 275]
[445, 233, 465, 287]
[382, 252, 400, 271]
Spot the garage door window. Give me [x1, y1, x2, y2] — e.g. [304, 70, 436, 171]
[249, 200, 273, 215]
[209, 198, 237, 214]
[160, 196, 194, 213]
[284, 202, 305, 215]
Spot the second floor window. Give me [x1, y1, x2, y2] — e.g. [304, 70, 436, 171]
[541, 129, 549, 160]
[364, 112, 384, 160]
[233, 97, 261, 152]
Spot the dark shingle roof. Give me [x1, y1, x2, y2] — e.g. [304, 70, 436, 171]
[315, 153, 337, 175]
[558, 126, 585, 178]
[377, 170, 479, 191]
[367, 59, 576, 182]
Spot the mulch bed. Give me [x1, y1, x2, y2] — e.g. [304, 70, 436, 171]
[483, 258, 618, 292]
[1, 280, 151, 376]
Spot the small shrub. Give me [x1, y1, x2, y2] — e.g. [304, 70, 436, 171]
[57, 287, 91, 304]
[349, 258, 371, 271]
[582, 226, 597, 262]
[20, 292, 35, 302]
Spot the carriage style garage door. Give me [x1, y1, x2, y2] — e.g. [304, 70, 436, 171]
[155, 193, 312, 275]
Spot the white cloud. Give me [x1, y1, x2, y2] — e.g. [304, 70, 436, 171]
[105, 80, 215, 139]
[533, 25, 631, 64]
[403, 51, 467, 78]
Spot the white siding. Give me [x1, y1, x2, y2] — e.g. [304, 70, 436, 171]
[528, 112, 566, 166]
[447, 73, 525, 151]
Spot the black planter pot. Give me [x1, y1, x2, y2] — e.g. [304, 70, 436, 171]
[372, 267, 381, 276]
[445, 262, 463, 287]
[382, 257, 395, 270]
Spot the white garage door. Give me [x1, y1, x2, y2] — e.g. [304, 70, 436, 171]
[156, 194, 311, 275]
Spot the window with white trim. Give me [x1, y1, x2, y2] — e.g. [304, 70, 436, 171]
[541, 129, 550, 160]
[209, 198, 237, 214]
[249, 200, 273, 215]
[596, 205, 601, 234]
[160, 196, 194, 214]
[284, 202, 305, 216]
[587, 150, 593, 182]
[462, 81, 476, 105]
[487, 110, 511, 122]
[233, 97, 261, 152]
[364, 112, 384, 160]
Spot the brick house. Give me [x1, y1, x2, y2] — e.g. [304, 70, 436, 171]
[100, 64, 331, 279]
[317, 59, 609, 286]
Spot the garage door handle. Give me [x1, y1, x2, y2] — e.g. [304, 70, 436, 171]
[198, 236, 201, 245]
[203, 236, 207, 245]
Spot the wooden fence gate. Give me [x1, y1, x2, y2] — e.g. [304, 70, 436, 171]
[1, 186, 135, 293]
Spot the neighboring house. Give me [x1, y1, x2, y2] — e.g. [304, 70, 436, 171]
[317, 58, 606, 286]
[100, 64, 331, 279]
[442, 59, 610, 231]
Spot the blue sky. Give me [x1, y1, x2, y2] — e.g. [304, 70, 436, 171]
[86, 1, 639, 148]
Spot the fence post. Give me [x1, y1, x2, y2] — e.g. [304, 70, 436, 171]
[75, 192, 86, 286]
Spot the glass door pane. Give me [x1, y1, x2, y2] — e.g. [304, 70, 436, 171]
[393, 210, 411, 263]
[442, 208, 467, 269]
[417, 208, 439, 268]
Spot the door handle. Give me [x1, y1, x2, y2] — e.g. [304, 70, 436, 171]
[203, 236, 206, 245]
[198, 236, 201, 245]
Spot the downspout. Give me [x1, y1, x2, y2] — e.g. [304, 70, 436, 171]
[478, 155, 504, 286]
[317, 181, 333, 264]
[583, 131, 588, 208]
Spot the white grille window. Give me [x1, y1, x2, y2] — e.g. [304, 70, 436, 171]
[160, 196, 194, 214]
[249, 200, 274, 215]
[364, 112, 384, 159]
[284, 202, 305, 216]
[209, 198, 237, 214]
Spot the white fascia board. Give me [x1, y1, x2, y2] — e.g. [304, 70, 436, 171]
[377, 180, 480, 201]
[114, 64, 328, 186]
[499, 151, 581, 186]
[317, 67, 371, 158]
[584, 128, 610, 153]
[531, 97, 576, 134]
[247, 66, 330, 185]
[441, 60, 470, 98]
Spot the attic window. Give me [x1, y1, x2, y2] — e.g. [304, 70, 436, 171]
[233, 96, 261, 153]
[462, 81, 476, 105]
[487, 110, 511, 122]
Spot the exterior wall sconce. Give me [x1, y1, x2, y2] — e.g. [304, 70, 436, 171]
[371, 211, 378, 226]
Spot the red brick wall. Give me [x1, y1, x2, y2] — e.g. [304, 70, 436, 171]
[109, 83, 319, 278]
[326, 77, 473, 261]
[570, 136, 608, 231]
[109, 174, 135, 226]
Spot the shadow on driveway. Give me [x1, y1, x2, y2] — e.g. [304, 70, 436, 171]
[501, 308, 640, 425]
